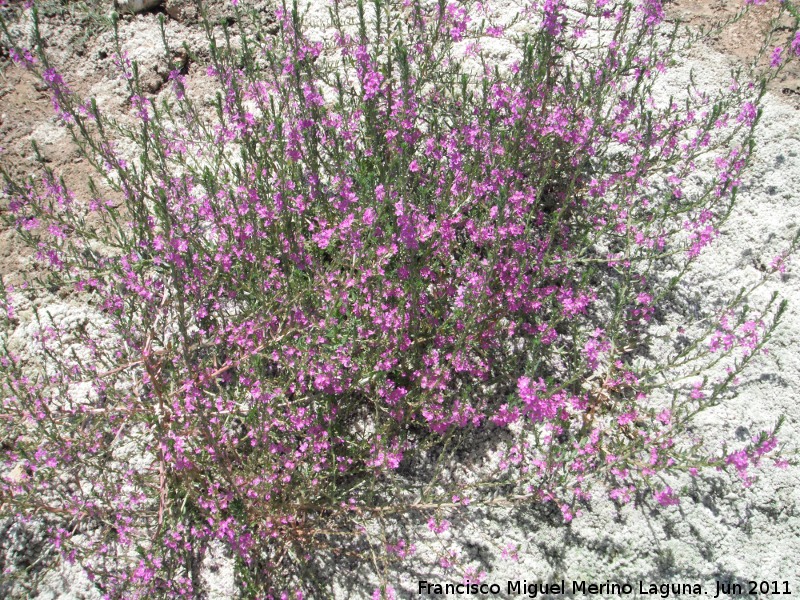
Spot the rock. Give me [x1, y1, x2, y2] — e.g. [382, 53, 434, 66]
[164, 0, 235, 24]
[164, 0, 200, 23]
[115, 0, 163, 14]
[3, 463, 29, 485]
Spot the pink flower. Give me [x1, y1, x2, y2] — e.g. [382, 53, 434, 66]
[9, 47, 37, 68]
[500, 543, 519, 562]
[737, 102, 757, 126]
[312, 228, 335, 249]
[609, 486, 634, 504]
[639, 0, 665, 31]
[517, 377, 561, 422]
[770, 252, 789, 274]
[491, 403, 521, 427]
[362, 70, 384, 100]
[654, 487, 680, 506]
[560, 503, 574, 522]
[771, 47, 783, 68]
[427, 517, 451, 534]
[726, 449, 749, 475]
[752, 435, 778, 461]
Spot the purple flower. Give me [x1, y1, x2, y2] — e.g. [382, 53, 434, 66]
[654, 487, 680, 506]
[771, 46, 783, 68]
[792, 31, 800, 57]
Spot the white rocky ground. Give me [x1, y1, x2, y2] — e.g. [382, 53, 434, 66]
[3, 1, 799, 598]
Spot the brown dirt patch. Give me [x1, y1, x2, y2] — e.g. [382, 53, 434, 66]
[666, 0, 800, 106]
[0, 65, 104, 285]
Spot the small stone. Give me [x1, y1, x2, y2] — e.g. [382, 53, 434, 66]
[115, 0, 162, 14]
[164, 0, 200, 23]
[4, 463, 28, 484]
[165, 0, 235, 24]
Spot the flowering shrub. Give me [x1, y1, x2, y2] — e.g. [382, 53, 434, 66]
[1, 0, 799, 596]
